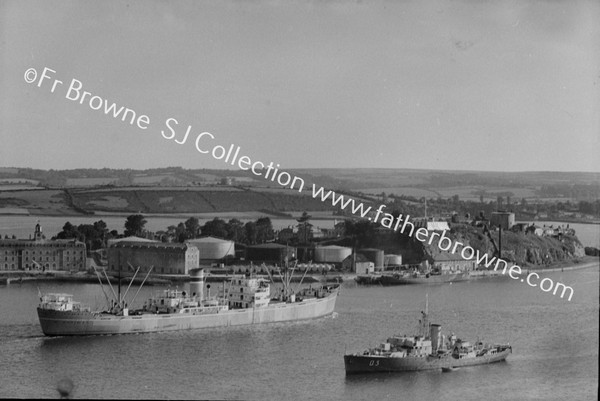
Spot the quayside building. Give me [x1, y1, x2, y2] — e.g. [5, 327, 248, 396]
[106, 237, 199, 275]
[0, 223, 86, 271]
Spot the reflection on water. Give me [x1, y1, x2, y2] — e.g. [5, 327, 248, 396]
[56, 377, 74, 399]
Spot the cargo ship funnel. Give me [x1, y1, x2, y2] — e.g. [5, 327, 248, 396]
[190, 268, 205, 300]
[430, 323, 442, 352]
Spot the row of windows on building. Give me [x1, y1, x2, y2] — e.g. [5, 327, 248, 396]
[109, 265, 184, 274]
[3, 261, 83, 268]
[4, 256, 83, 262]
[0, 250, 83, 256]
[0, 250, 85, 271]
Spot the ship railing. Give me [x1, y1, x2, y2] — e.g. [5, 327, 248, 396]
[71, 302, 91, 312]
[201, 298, 228, 307]
[41, 293, 74, 303]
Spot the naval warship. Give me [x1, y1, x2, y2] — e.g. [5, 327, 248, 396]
[344, 297, 511, 374]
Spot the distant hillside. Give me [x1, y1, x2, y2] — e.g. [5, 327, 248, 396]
[69, 187, 340, 214]
[0, 167, 598, 217]
[0, 186, 350, 216]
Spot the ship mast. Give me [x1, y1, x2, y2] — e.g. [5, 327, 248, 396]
[91, 265, 112, 309]
[291, 265, 311, 296]
[121, 262, 141, 304]
[118, 263, 122, 305]
[102, 269, 119, 304]
[129, 265, 154, 307]
[275, 261, 294, 301]
[419, 293, 430, 338]
[280, 244, 294, 301]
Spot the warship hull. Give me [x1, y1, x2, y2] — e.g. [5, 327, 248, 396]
[37, 291, 338, 336]
[344, 347, 511, 374]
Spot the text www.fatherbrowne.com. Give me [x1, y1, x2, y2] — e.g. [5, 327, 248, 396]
[312, 185, 575, 302]
[24, 66, 575, 302]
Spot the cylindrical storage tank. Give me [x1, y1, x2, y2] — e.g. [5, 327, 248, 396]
[359, 248, 384, 270]
[187, 237, 235, 261]
[314, 245, 352, 263]
[384, 254, 402, 267]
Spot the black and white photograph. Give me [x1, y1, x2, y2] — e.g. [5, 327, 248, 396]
[1, 1, 598, 399]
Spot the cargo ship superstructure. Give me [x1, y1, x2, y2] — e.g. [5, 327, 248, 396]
[344, 297, 511, 374]
[37, 266, 338, 336]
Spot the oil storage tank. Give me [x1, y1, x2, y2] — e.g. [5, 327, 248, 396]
[186, 236, 235, 262]
[384, 254, 402, 268]
[314, 245, 352, 263]
[358, 248, 384, 270]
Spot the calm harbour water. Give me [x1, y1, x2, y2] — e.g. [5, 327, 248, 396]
[0, 267, 598, 400]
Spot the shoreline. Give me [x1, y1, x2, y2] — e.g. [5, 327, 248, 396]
[1, 209, 599, 225]
[0, 269, 338, 286]
[520, 255, 599, 271]
[3, 257, 596, 286]
[466, 256, 599, 278]
[522, 258, 599, 273]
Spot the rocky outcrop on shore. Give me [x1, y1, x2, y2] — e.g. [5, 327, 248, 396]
[423, 223, 585, 268]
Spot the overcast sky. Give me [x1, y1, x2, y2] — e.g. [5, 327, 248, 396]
[1, 0, 598, 172]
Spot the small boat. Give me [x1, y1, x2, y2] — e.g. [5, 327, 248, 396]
[379, 270, 470, 285]
[344, 296, 511, 374]
[355, 270, 470, 286]
[354, 274, 382, 285]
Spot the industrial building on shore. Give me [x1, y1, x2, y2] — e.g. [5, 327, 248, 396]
[490, 211, 515, 230]
[106, 237, 199, 275]
[0, 224, 402, 277]
[0, 223, 86, 271]
[102, 234, 399, 277]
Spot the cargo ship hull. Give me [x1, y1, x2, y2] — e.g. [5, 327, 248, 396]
[37, 293, 337, 336]
[344, 347, 511, 374]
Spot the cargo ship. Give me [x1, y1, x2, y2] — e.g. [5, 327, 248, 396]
[344, 297, 511, 374]
[37, 266, 339, 336]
